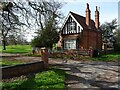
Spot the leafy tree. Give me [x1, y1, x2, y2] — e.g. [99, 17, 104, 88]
[31, 0, 64, 49]
[31, 19, 59, 49]
[114, 27, 120, 51]
[101, 19, 118, 51]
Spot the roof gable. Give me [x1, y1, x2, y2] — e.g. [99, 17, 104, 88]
[61, 11, 97, 31]
[61, 11, 83, 31]
[70, 11, 97, 30]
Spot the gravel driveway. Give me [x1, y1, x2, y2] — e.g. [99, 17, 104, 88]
[49, 58, 119, 89]
[1, 53, 119, 89]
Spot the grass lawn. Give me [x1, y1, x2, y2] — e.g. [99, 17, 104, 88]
[0, 58, 25, 67]
[92, 52, 120, 61]
[0, 45, 32, 54]
[2, 68, 66, 89]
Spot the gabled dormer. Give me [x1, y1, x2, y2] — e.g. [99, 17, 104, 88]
[62, 11, 83, 35]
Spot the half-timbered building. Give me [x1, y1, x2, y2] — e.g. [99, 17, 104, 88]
[57, 3, 102, 51]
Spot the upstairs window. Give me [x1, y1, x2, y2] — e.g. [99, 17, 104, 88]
[69, 21, 76, 33]
[68, 19, 77, 34]
[62, 16, 79, 34]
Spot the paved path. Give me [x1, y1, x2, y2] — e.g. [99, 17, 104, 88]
[0, 53, 41, 63]
[49, 58, 119, 89]
[1, 53, 120, 89]
[0, 52, 21, 57]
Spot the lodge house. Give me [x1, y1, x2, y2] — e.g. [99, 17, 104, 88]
[57, 3, 102, 51]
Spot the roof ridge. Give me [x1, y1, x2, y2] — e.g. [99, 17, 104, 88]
[70, 11, 96, 30]
[70, 11, 85, 18]
[70, 11, 95, 22]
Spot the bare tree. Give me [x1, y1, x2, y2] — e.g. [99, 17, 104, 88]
[0, 2, 26, 50]
[0, 0, 64, 50]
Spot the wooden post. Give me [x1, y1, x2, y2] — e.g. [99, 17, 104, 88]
[41, 47, 49, 68]
[104, 43, 107, 55]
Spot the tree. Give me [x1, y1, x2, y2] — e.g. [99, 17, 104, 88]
[0, 2, 17, 50]
[101, 19, 118, 52]
[31, 0, 64, 49]
[0, 2, 26, 50]
[0, 0, 64, 50]
[31, 19, 59, 48]
[114, 27, 120, 51]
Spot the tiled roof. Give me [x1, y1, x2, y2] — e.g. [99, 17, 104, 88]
[70, 11, 97, 30]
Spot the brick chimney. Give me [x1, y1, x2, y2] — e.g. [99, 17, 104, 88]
[86, 3, 91, 28]
[95, 6, 99, 29]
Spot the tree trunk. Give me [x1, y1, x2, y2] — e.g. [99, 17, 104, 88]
[104, 43, 107, 55]
[3, 40, 6, 50]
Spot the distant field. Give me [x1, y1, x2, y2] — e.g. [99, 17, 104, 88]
[0, 45, 32, 54]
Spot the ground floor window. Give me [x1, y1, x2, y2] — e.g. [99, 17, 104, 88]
[64, 39, 76, 50]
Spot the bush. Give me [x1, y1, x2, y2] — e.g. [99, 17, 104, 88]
[114, 43, 120, 51]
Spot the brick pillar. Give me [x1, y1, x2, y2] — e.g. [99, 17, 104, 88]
[90, 49, 93, 57]
[41, 47, 49, 68]
[89, 47, 93, 57]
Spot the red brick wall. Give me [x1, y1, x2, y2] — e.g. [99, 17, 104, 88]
[80, 30, 88, 49]
[88, 30, 97, 49]
[2, 61, 44, 79]
[60, 29, 102, 51]
[97, 33, 102, 50]
[80, 29, 102, 50]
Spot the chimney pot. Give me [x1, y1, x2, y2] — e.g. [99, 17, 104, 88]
[86, 3, 91, 28]
[95, 6, 99, 29]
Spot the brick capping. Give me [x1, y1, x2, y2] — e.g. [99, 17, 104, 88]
[2, 61, 44, 79]
[2, 48, 49, 79]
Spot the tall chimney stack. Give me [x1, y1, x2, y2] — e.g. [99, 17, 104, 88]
[86, 3, 91, 28]
[95, 6, 99, 29]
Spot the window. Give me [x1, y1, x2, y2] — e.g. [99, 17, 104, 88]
[70, 22, 75, 30]
[69, 22, 76, 33]
[64, 39, 76, 50]
[67, 17, 76, 34]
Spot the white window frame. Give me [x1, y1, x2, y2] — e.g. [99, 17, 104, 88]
[64, 39, 76, 50]
[68, 22, 75, 33]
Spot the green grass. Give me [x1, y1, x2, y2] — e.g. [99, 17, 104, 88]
[0, 45, 32, 54]
[92, 53, 120, 61]
[2, 68, 66, 89]
[0, 58, 25, 67]
[24, 53, 41, 57]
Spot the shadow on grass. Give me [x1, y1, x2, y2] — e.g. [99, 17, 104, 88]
[92, 53, 120, 61]
[2, 68, 66, 90]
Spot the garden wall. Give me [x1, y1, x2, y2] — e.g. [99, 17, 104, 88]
[2, 61, 44, 79]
